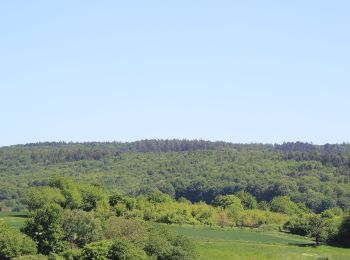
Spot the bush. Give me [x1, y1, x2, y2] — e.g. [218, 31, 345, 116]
[337, 215, 350, 247]
[0, 223, 37, 259]
[270, 196, 303, 215]
[104, 217, 148, 248]
[81, 240, 112, 260]
[60, 249, 82, 260]
[13, 255, 48, 260]
[146, 225, 196, 260]
[235, 191, 258, 209]
[22, 204, 66, 255]
[108, 239, 147, 260]
[63, 209, 103, 247]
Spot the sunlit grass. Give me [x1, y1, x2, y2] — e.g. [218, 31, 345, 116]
[174, 225, 350, 260]
[0, 211, 28, 229]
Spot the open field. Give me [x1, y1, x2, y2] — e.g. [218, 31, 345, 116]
[1, 212, 349, 259]
[0, 211, 27, 229]
[174, 226, 350, 260]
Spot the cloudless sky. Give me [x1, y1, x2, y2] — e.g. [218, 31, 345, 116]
[1, 1, 349, 146]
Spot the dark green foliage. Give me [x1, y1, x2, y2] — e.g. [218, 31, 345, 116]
[146, 225, 197, 260]
[284, 214, 340, 245]
[0, 223, 37, 259]
[337, 216, 350, 247]
[22, 204, 66, 255]
[284, 216, 310, 236]
[1, 140, 350, 213]
[308, 215, 336, 245]
[108, 239, 147, 260]
[63, 209, 103, 247]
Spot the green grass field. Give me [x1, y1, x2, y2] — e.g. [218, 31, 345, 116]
[174, 226, 350, 260]
[1, 213, 349, 259]
[0, 211, 27, 229]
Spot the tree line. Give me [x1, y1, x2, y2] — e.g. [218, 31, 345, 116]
[1, 176, 349, 259]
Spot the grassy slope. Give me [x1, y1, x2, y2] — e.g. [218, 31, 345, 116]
[174, 226, 350, 260]
[0, 212, 27, 229]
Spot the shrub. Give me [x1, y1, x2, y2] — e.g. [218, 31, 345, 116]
[24, 187, 65, 211]
[60, 249, 82, 260]
[337, 215, 350, 247]
[104, 217, 148, 248]
[235, 191, 258, 209]
[270, 196, 303, 215]
[0, 223, 37, 259]
[108, 239, 147, 260]
[145, 225, 196, 260]
[63, 209, 103, 247]
[22, 204, 66, 255]
[81, 240, 112, 260]
[13, 255, 48, 260]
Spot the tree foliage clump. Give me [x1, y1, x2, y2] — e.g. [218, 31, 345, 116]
[0, 223, 37, 259]
[22, 204, 66, 255]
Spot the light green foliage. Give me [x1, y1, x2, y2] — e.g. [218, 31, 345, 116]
[239, 209, 287, 228]
[60, 249, 82, 260]
[49, 176, 82, 209]
[0, 223, 37, 259]
[22, 204, 66, 255]
[235, 191, 258, 210]
[104, 217, 148, 248]
[63, 209, 103, 247]
[213, 195, 242, 210]
[0, 212, 27, 229]
[108, 239, 147, 260]
[191, 202, 215, 225]
[257, 201, 270, 211]
[24, 187, 65, 211]
[175, 225, 350, 260]
[12, 255, 48, 260]
[147, 190, 172, 204]
[81, 240, 112, 260]
[270, 196, 304, 215]
[79, 184, 109, 213]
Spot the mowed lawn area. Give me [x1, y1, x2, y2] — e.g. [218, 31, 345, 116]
[174, 226, 350, 260]
[0, 211, 27, 229]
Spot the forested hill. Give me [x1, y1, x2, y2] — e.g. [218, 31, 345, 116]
[1, 140, 350, 213]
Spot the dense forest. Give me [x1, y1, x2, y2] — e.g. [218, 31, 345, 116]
[1, 140, 350, 213]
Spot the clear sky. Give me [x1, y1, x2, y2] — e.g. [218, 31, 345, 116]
[1, 1, 349, 146]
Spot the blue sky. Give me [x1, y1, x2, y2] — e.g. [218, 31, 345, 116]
[1, 1, 349, 146]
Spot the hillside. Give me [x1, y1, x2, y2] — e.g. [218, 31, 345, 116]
[1, 140, 350, 212]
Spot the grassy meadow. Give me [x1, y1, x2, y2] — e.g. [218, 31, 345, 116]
[174, 226, 350, 260]
[1, 212, 349, 259]
[0, 211, 27, 229]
